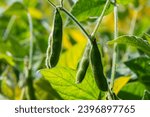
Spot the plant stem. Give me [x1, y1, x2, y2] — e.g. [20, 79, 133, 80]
[27, 12, 33, 70]
[128, 10, 138, 35]
[91, 0, 110, 37]
[3, 15, 16, 41]
[25, 12, 36, 100]
[47, 0, 57, 8]
[61, 0, 64, 7]
[59, 7, 91, 42]
[110, 2, 118, 89]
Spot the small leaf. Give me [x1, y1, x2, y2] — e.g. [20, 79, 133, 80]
[40, 67, 99, 100]
[113, 76, 130, 94]
[142, 90, 150, 100]
[107, 35, 150, 56]
[71, 0, 112, 22]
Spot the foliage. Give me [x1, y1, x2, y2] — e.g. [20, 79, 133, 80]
[0, 0, 150, 100]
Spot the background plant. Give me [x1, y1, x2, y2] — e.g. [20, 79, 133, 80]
[0, 0, 150, 100]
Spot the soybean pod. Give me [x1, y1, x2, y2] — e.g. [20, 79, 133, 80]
[76, 42, 91, 84]
[46, 8, 63, 68]
[90, 38, 108, 91]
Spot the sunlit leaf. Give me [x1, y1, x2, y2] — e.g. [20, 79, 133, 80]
[107, 35, 150, 56]
[113, 76, 130, 94]
[40, 67, 99, 100]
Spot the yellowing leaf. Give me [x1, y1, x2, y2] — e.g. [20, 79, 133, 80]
[1, 78, 21, 100]
[58, 43, 86, 69]
[62, 32, 72, 49]
[28, 7, 42, 19]
[1, 79, 14, 99]
[15, 86, 21, 100]
[113, 76, 130, 94]
[68, 29, 87, 44]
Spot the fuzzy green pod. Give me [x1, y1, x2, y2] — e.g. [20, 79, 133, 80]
[46, 8, 63, 68]
[76, 42, 91, 84]
[90, 38, 108, 91]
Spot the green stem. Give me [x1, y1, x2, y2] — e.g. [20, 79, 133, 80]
[128, 10, 138, 35]
[59, 7, 91, 42]
[91, 0, 110, 37]
[47, 0, 57, 8]
[61, 0, 64, 7]
[47, 1, 91, 42]
[27, 12, 33, 70]
[110, 2, 118, 89]
[3, 15, 16, 41]
[25, 13, 36, 100]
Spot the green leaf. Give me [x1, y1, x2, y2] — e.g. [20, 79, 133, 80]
[118, 81, 146, 100]
[142, 90, 150, 100]
[40, 67, 99, 100]
[34, 78, 62, 100]
[107, 35, 150, 56]
[3, 2, 27, 16]
[71, 0, 112, 22]
[125, 57, 150, 87]
[144, 33, 150, 44]
[125, 57, 150, 76]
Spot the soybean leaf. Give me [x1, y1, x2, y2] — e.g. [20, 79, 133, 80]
[71, 0, 112, 22]
[40, 67, 99, 100]
[125, 57, 150, 77]
[118, 81, 146, 100]
[107, 35, 150, 56]
[113, 76, 130, 94]
[142, 90, 150, 100]
[34, 78, 62, 100]
[125, 57, 150, 87]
